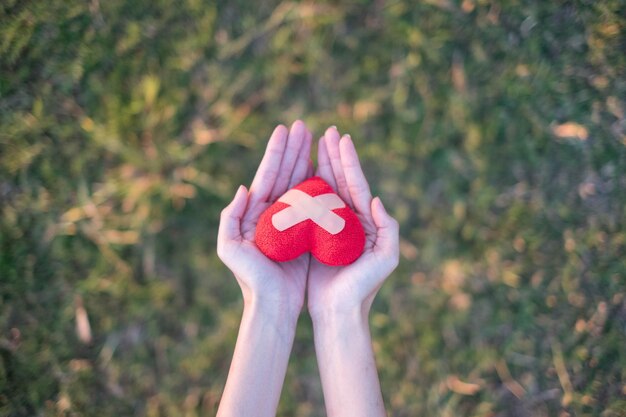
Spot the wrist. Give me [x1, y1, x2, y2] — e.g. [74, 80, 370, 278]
[308, 293, 375, 325]
[243, 294, 301, 331]
[309, 305, 370, 333]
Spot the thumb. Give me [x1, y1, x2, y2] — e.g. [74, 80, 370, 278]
[371, 197, 400, 266]
[217, 185, 248, 259]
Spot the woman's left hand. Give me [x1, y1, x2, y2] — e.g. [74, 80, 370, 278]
[217, 120, 313, 321]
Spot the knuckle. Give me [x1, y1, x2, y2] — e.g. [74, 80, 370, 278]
[348, 183, 365, 195]
[389, 218, 400, 234]
[376, 249, 399, 269]
[382, 254, 400, 274]
[387, 244, 401, 270]
[216, 241, 225, 259]
[216, 241, 232, 263]
[392, 252, 400, 268]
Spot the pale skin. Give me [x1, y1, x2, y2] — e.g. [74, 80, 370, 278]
[216, 121, 399, 417]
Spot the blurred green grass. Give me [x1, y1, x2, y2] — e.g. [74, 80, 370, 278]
[1, 0, 625, 416]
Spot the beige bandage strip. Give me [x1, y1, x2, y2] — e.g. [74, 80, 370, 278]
[272, 189, 346, 234]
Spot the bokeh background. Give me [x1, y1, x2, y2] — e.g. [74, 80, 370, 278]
[2, 1, 625, 416]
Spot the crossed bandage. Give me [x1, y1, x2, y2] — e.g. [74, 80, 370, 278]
[271, 189, 346, 234]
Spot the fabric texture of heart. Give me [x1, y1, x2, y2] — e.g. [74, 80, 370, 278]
[255, 177, 365, 266]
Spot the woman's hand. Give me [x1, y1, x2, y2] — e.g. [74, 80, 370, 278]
[216, 121, 314, 417]
[307, 126, 399, 320]
[216, 123, 398, 417]
[306, 127, 399, 417]
[217, 121, 313, 320]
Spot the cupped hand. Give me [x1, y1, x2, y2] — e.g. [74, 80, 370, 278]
[217, 121, 314, 319]
[307, 127, 400, 319]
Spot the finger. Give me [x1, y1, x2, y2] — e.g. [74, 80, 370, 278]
[288, 124, 313, 188]
[324, 127, 353, 207]
[315, 136, 337, 190]
[339, 134, 373, 217]
[371, 197, 400, 266]
[306, 159, 314, 178]
[249, 125, 288, 204]
[217, 185, 249, 258]
[270, 120, 306, 201]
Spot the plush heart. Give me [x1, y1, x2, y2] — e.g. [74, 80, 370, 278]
[255, 177, 365, 266]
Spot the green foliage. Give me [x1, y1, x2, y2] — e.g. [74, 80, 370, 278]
[1, 0, 625, 416]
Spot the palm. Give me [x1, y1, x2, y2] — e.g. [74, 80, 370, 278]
[308, 214, 377, 306]
[237, 199, 308, 302]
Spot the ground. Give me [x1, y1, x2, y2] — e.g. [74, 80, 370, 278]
[1, 1, 625, 416]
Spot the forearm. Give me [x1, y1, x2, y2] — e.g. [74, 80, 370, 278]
[312, 308, 386, 417]
[217, 298, 298, 417]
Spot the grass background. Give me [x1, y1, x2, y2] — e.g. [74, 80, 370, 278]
[1, 0, 625, 416]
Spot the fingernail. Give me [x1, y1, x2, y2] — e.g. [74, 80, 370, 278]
[342, 134, 351, 140]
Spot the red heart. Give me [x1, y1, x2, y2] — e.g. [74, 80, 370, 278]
[255, 177, 365, 266]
